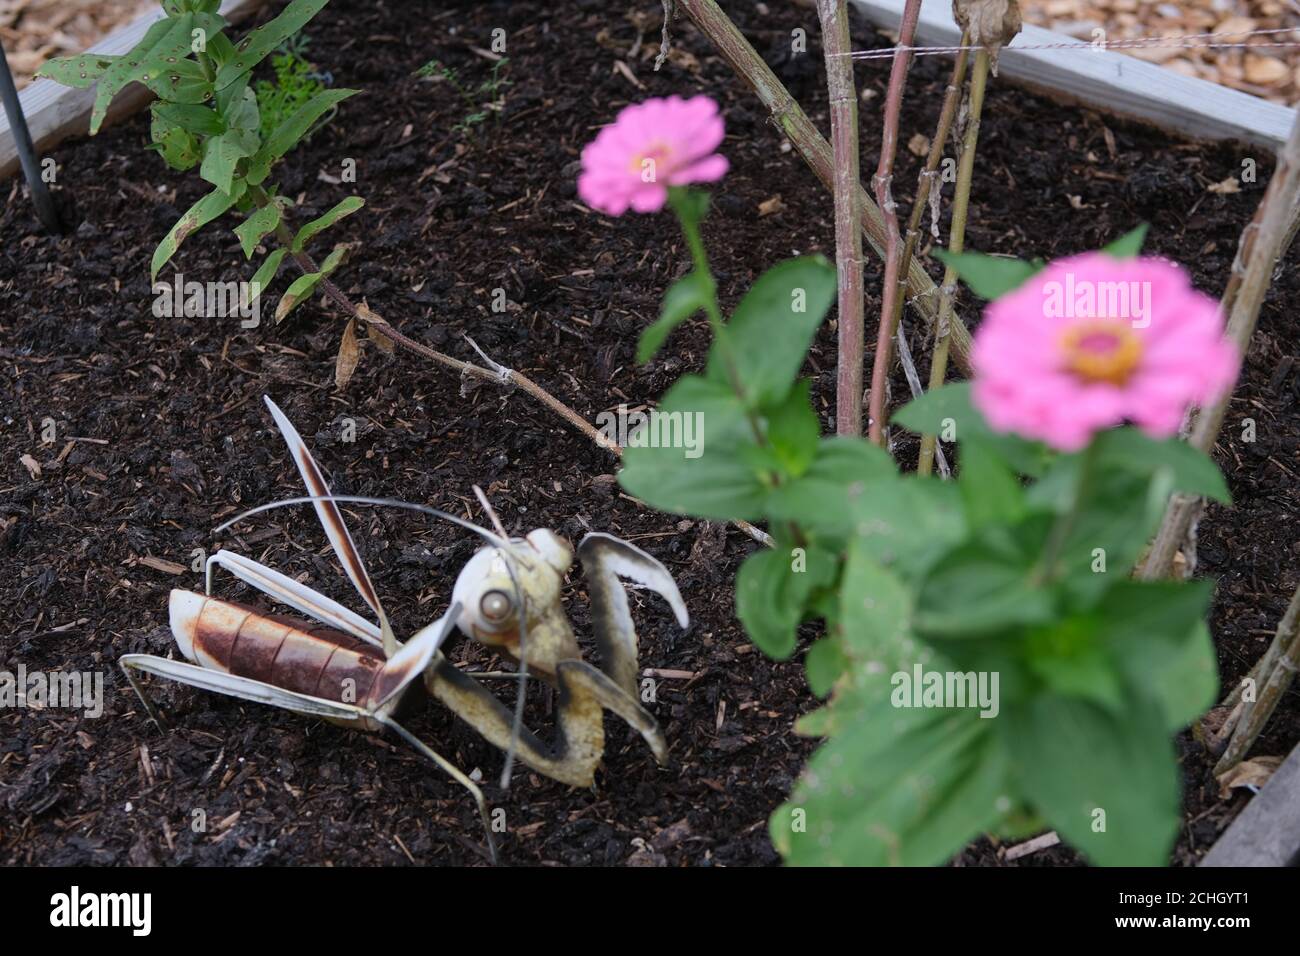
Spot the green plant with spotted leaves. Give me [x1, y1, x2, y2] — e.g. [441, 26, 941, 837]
[38, 0, 361, 337]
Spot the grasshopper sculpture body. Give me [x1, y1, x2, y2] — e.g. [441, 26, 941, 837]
[120, 397, 689, 863]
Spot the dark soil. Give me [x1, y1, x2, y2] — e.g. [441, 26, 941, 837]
[1, 0, 1296, 867]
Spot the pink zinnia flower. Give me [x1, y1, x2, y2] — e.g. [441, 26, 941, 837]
[972, 252, 1239, 452]
[577, 95, 729, 215]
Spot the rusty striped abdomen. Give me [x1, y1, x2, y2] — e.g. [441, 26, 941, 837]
[168, 589, 388, 708]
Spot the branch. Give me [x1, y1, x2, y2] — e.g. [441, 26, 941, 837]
[248, 184, 620, 455]
[1213, 583, 1300, 774]
[816, 0, 866, 437]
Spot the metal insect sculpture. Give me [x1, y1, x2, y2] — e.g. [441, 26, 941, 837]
[120, 396, 690, 863]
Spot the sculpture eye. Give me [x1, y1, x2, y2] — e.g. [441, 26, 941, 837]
[479, 589, 513, 623]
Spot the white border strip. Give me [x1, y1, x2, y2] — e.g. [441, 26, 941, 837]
[850, 0, 1294, 153]
[0, 0, 265, 180]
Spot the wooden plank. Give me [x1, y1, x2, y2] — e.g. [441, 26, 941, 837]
[850, 0, 1295, 153]
[0, 0, 266, 180]
[1202, 742, 1300, 866]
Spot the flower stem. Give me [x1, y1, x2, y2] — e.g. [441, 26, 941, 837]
[668, 189, 766, 445]
[1034, 438, 1100, 586]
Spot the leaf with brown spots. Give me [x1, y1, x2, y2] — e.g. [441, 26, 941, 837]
[151, 182, 245, 281]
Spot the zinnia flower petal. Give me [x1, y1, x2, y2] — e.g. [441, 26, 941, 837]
[577, 95, 728, 216]
[971, 252, 1238, 450]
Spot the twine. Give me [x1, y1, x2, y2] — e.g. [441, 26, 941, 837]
[840, 26, 1300, 60]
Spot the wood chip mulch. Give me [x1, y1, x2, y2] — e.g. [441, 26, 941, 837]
[1, 0, 155, 90]
[1023, 0, 1300, 104]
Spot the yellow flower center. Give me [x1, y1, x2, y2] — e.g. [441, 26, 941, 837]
[630, 142, 673, 178]
[1060, 321, 1143, 386]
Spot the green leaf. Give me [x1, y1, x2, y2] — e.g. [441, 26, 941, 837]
[838, 542, 914, 672]
[637, 270, 710, 363]
[1094, 428, 1230, 503]
[205, 30, 238, 66]
[141, 58, 213, 105]
[235, 202, 282, 258]
[292, 196, 364, 251]
[149, 109, 201, 171]
[1026, 617, 1125, 713]
[893, 381, 983, 437]
[315, 242, 350, 279]
[1095, 580, 1218, 730]
[36, 54, 120, 89]
[213, 0, 329, 91]
[959, 439, 1024, 531]
[151, 182, 243, 281]
[275, 270, 324, 323]
[706, 256, 836, 408]
[736, 545, 836, 661]
[765, 379, 820, 478]
[1096, 579, 1214, 648]
[248, 248, 287, 306]
[933, 249, 1040, 300]
[1005, 692, 1180, 866]
[1102, 224, 1149, 259]
[248, 88, 359, 183]
[1148, 620, 1218, 730]
[1052, 467, 1168, 606]
[215, 70, 250, 116]
[91, 14, 196, 134]
[915, 534, 1055, 638]
[199, 128, 258, 195]
[775, 699, 1007, 866]
[226, 85, 261, 133]
[764, 437, 898, 538]
[618, 375, 770, 521]
[152, 102, 225, 135]
[852, 477, 968, 582]
[893, 382, 1052, 476]
[805, 638, 849, 698]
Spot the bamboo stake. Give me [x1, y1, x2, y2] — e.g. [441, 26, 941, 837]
[1138, 109, 1300, 581]
[918, 49, 991, 475]
[816, 0, 866, 437]
[888, 39, 970, 372]
[674, 0, 974, 373]
[1214, 584, 1300, 774]
[865, 0, 922, 447]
